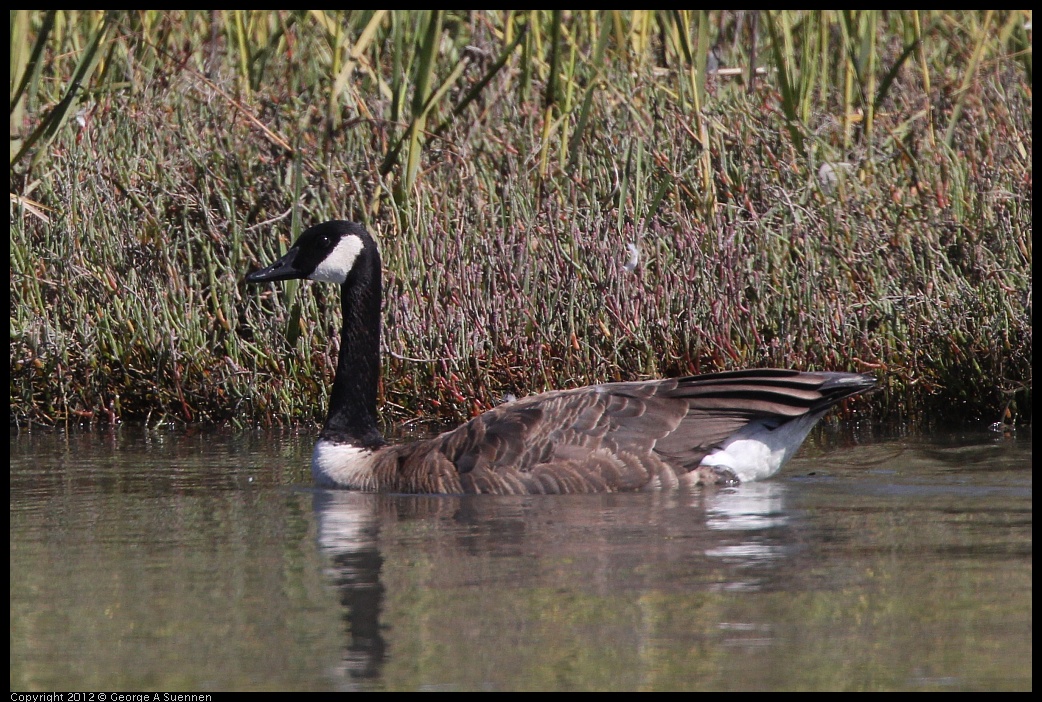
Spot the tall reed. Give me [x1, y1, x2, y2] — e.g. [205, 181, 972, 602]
[10, 11, 1032, 429]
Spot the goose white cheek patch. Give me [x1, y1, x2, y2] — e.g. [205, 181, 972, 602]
[310, 234, 364, 284]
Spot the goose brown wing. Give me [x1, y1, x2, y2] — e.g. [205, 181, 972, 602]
[416, 380, 692, 494]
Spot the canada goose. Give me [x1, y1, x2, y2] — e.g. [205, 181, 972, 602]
[246, 221, 875, 494]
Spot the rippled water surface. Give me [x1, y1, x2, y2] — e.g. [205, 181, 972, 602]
[10, 425, 1031, 691]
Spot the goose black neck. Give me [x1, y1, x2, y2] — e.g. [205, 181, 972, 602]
[321, 247, 385, 449]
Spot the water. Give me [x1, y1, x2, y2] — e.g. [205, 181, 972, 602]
[9, 425, 1031, 691]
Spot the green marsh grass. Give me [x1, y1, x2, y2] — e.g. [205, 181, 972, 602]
[9, 11, 1032, 431]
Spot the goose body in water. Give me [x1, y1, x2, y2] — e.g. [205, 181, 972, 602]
[246, 221, 875, 494]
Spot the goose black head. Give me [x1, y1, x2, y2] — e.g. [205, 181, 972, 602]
[245, 221, 377, 286]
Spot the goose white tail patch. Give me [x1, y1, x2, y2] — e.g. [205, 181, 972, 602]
[699, 414, 822, 483]
[309, 234, 364, 284]
[312, 438, 377, 489]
